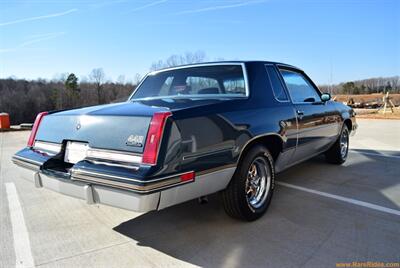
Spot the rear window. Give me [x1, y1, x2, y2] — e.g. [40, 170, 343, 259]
[131, 65, 247, 100]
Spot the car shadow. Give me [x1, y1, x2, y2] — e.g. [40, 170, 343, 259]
[113, 191, 312, 268]
[113, 151, 400, 267]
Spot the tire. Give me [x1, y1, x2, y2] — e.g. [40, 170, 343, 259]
[325, 124, 350, 164]
[222, 145, 275, 221]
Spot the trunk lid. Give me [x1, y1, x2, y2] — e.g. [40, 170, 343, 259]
[35, 98, 231, 153]
[35, 102, 165, 153]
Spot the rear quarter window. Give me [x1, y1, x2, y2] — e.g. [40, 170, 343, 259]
[265, 65, 289, 101]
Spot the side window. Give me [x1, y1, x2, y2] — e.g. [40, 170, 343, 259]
[279, 69, 321, 103]
[265, 65, 288, 101]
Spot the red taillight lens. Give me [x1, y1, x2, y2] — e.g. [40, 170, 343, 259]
[142, 111, 172, 165]
[27, 111, 48, 147]
[180, 171, 195, 182]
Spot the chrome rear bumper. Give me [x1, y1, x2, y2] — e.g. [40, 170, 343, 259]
[14, 161, 160, 213]
[12, 156, 236, 213]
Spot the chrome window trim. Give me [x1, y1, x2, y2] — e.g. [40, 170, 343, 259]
[132, 94, 247, 101]
[128, 62, 250, 100]
[264, 64, 290, 103]
[276, 66, 295, 104]
[277, 68, 322, 104]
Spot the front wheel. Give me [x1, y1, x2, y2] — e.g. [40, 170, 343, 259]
[325, 125, 350, 164]
[222, 145, 275, 221]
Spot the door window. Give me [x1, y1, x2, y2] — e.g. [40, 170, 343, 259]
[279, 69, 321, 103]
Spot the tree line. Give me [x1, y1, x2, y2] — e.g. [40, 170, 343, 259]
[0, 69, 136, 125]
[319, 76, 400, 95]
[0, 51, 207, 125]
[1, 50, 399, 124]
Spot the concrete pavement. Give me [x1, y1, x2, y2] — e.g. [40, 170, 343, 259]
[1, 119, 399, 268]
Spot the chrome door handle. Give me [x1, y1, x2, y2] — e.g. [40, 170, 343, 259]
[297, 110, 304, 120]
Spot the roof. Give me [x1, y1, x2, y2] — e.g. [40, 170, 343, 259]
[151, 60, 302, 73]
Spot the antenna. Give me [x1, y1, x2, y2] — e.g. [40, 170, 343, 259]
[329, 57, 333, 95]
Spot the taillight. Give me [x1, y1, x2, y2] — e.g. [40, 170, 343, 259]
[27, 111, 48, 147]
[142, 111, 172, 165]
[180, 171, 195, 182]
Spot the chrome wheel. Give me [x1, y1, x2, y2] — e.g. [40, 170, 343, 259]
[245, 156, 271, 209]
[340, 128, 349, 159]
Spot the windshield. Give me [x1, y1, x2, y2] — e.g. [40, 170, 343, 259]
[130, 64, 247, 100]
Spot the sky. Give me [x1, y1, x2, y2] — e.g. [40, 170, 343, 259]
[0, 0, 399, 84]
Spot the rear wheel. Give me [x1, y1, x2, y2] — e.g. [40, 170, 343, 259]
[325, 125, 349, 164]
[222, 145, 274, 221]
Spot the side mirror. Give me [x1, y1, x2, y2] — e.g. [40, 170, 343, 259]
[321, 93, 331, 102]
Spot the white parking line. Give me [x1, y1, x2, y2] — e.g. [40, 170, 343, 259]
[276, 181, 400, 217]
[5, 183, 35, 268]
[349, 150, 400, 159]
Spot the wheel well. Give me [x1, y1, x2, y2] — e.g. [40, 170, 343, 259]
[344, 119, 352, 132]
[239, 135, 283, 163]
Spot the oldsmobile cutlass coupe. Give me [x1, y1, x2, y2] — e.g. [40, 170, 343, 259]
[13, 61, 357, 221]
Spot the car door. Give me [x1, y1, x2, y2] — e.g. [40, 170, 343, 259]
[264, 64, 299, 172]
[278, 67, 340, 164]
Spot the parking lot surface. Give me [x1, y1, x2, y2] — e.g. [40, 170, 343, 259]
[1, 119, 399, 268]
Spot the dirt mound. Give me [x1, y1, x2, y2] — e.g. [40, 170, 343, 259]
[334, 93, 400, 106]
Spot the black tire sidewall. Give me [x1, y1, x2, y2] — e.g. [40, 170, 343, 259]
[340, 125, 350, 162]
[235, 145, 275, 220]
[325, 124, 350, 164]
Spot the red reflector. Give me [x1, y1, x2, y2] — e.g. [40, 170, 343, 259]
[27, 111, 48, 147]
[142, 111, 172, 165]
[180, 171, 195, 182]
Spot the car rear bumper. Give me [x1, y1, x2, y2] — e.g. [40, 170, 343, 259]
[13, 160, 160, 213]
[12, 155, 236, 213]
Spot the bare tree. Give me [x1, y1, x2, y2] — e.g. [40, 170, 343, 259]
[2, 73, 400, 126]
[150, 50, 207, 71]
[89, 68, 105, 104]
[117, 75, 126, 85]
[133, 73, 142, 85]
